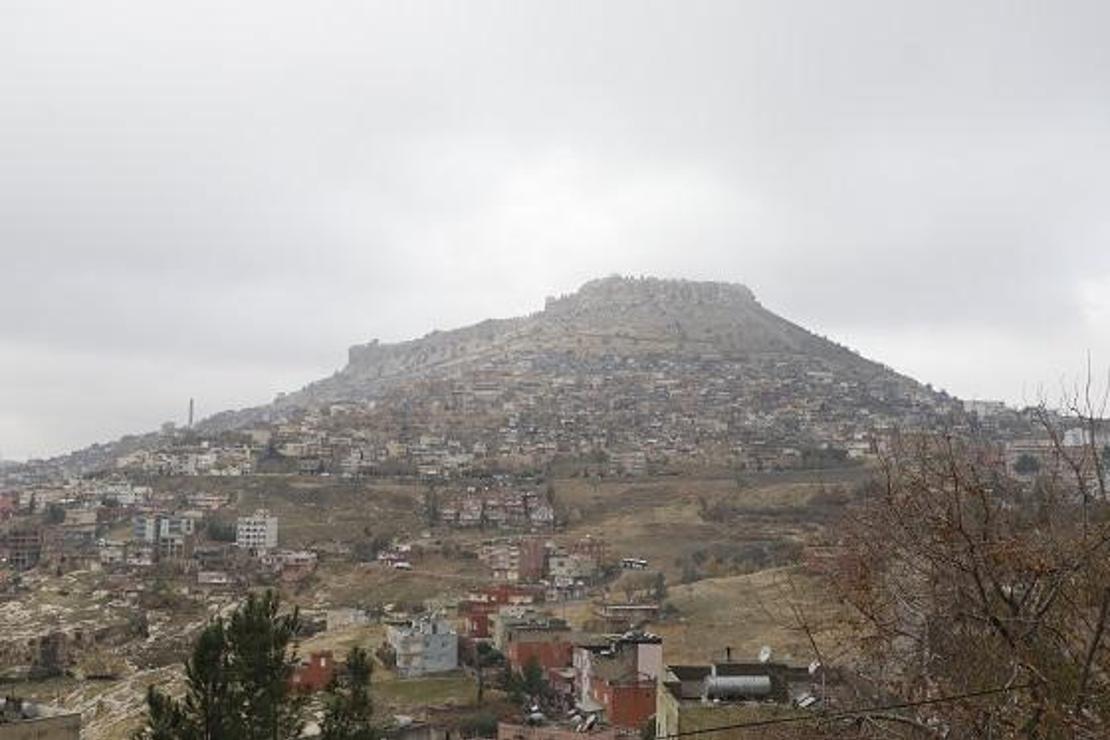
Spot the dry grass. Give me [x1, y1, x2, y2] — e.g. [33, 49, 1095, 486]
[549, 474, 862, 581]
[229, 478, 424, 547]
[646, 566, 852, 666]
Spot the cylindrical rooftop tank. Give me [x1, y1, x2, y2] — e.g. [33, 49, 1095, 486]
[704, 675, 773, 699]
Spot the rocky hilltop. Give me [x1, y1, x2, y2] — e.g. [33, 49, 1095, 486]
[248, 276, 881, 415]
[177, 275, 954, 476]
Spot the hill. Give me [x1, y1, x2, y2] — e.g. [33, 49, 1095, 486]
[186, 275, 956, 476]
[267, 276, 889, 409]
[19, 276, 960, 477]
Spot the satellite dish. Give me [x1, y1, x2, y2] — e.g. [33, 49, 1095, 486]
[808, 660, 822, 675]
[758, 646, 773, 663]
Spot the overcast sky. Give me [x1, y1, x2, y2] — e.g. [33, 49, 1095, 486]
[3, 1, 1110, 460]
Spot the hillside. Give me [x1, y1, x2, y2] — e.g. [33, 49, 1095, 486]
[15, 276, 959, 478]
[206, 276, 935, 424]
[181, 276, 956, 476]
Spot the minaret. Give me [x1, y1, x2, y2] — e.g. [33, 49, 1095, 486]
[188, 398, 195, 429]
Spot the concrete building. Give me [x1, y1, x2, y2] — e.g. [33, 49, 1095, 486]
[656, 659, 817, 739]
[59, 510, 98, 552]
[459, 584, 542, 638]
[132, 512, 198, 561]
[573, 632, 662, 729]
[548, 551, 597, 582]
[236, 510, 279, 553]
[5, 525, 43, 571]
[0, 698, 80, 740]
[482, 538, 547, 583]
[386, 615, 458, 677]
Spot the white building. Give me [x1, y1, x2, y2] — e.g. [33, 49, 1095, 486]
[132, 512, 197, 543]
[386, 615, 458, 677]
[236, 510, 279, 553]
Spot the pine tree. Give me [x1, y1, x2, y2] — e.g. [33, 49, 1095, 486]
[137, 686, 189, 740]
[135, 590, 305, 740]
[320, 647, 378, 740]
[224, 591, 305, 740]
[520, 656, 546, 699]
[182, 620, 232, 740]
[652, 571, 667, 602]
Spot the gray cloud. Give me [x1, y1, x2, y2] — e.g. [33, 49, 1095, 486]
[3, 0, 1110, 459]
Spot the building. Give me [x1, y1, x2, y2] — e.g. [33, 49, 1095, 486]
[386, 616, 458, 677]
[0, 492, 18, 520]
[5, 525, 43, 571]
[0, 697, 81, 740]
[483, 538, 548, 583]
[263, 549, 318, 582]
[459, 584, 542, 638]
[656, 658, 818, 739]
[549, 551, 598, 582]
[132, 512, 199, 561]
[500, 614, 575, 674]
[236, 510, 279, 553]
[59, 510, 98, 552]
[290, 651, 336, 694]
[573, 632, 662, 729]
[593, 603, 660, 632]
[962, 399, 1008, 419]
[197, 570, 231, 587]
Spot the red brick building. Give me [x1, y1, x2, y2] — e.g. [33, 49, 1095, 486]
[507, 632, 575, 673]
[573, 632, 663, 730]
[591, 677, 656, 728]
[290, 651, 336, 694]
[460, 584, 542, 638]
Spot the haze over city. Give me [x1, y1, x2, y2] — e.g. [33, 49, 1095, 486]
[4, 0, 1110, 460]
[8, 4, 1110, 740]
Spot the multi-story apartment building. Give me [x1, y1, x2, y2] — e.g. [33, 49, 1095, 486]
[236, 510, 278, 553]
[386, 616, 458, 677]
[131, 512, 198, 561]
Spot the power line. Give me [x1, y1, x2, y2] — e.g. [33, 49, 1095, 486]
[656, 683, 1033, 738]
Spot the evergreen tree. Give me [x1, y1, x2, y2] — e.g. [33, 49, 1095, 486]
[137, 686, 189, 740]
[225, 591, 305, 740]
[135, 590, 305, 740]
[182, 620, 232, 740]
[320, 647, 378, 740]
[422, 485, 440, 527]
[652, 571, 667, 602]
[520, 656, 546, 699]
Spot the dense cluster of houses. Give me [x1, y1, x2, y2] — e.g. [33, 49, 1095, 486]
[212, 349, 958, 478]
[476, 536, 613, 600]
[3, 336, 973, 489]
[438, 486, 555, 531]
[356, 579, 827, 738]
[0, 472, 311, 591]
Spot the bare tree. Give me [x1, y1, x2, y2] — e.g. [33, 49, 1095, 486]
[821, 429, 1110, 738]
